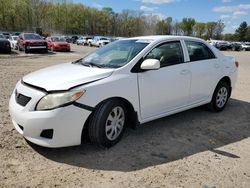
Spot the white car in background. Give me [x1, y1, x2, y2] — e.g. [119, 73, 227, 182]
[241, 42, 250, 51]
[89, 36, 110, 47]
[76, 37, 85, 45]
[9, 35, 18, 50]
[9, 36, 238, 148]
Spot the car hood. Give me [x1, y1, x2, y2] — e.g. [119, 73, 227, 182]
[22, 62, 114, 91]
[52, 42, 69, 45]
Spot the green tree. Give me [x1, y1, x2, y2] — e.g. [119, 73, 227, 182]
[235, 21, 248, 41]
[194, 22, 206, 38]
[180, 18, 196, 36]
[214, 20, 225, 40]
[206, 22, 217, 39]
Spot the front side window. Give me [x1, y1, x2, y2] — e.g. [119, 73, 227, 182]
[74, 39, 149, 68]
[185, 41, 215, 62]
[145, 41, 184, 67]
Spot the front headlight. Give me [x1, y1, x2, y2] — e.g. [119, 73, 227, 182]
[36, 89, 85, 111]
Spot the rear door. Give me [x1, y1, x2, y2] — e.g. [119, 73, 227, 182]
[184, 40, 221, 104]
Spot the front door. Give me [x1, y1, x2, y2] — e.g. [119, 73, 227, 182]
[138, 41, 191, 120]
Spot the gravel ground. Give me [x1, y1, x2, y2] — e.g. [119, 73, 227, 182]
[0, 45, 250, 188]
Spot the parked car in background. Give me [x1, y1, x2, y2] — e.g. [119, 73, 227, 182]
[83, 36, 93, 45]
[215, 41, 230, 51]
[241, 42, 250, 51]
[62, 36, 72, 43]
[1, 32, 11, 39]
[76, 36, 93, 46]
[9, 35, 18, 50]
[17, 33, 48, 53]
[9, 36, 238, 148]
[87, 38, 93, 46]
[47, 36, 70, 52]
[76, 36, 85, 45]
[0, 34, 11, 53]
[89, 36, 110, 47]
[12, 32, 21, 36]
[71, 35, 81, 44]
[230, 42, 242, 51]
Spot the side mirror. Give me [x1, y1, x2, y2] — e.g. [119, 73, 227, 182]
[140, 59, 160, 70]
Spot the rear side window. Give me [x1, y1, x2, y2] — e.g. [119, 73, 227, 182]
[185, 41, 215, 62]
[145, 41, 184, 67]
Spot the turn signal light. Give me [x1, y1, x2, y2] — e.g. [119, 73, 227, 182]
[235, 61, 239, 68]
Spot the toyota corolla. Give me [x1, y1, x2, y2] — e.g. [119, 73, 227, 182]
[9, 36, 238, 148]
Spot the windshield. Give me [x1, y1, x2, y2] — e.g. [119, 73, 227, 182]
[51, 37, 66, 42]
[24, 34, 42, 40]
[75, 39, 149, 68]
[100, 38, 109, 40]
[13, 36, 18, 40]
[0, 34, 4, 39]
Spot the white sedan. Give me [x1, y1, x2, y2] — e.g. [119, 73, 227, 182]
[9, 36, 238, 148]
[9, 35, 18, 50]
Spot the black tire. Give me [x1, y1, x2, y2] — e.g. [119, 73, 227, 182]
[88, 99, 127, 148]
[24, 45, 29, 53]
[207, 81, 230, 112]
[18, 45, 21, 51]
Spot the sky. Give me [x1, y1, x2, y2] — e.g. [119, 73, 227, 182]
[73, 0, 250, 33]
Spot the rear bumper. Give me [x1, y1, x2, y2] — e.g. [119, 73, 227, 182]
[9, 81, 91, 148]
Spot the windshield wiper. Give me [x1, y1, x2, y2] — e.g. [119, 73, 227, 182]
[85, 62, 103, 68]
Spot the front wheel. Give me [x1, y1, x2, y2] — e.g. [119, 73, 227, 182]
[207, 81, 230, 112]
[88, 99, 127, 148]
[24, 45, 29, 53]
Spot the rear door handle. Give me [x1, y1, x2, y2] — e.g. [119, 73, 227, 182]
[180, 69, 190, 75]
[214, 64, 220, 68]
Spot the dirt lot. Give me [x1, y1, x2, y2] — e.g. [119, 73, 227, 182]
[0, 45, 250, 188]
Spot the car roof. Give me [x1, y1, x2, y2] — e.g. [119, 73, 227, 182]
[50, 36, 64, 38]
[128, 35, 205, 43]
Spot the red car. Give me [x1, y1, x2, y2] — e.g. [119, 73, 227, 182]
[17, 33, 48, 53]
[47, 36, 70, 52]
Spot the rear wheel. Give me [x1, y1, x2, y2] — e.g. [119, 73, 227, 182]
[207, 81, 230, 112]
[88, 99, 127, 148]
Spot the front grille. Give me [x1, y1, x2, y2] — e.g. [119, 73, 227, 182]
[15, 90, 31, 107]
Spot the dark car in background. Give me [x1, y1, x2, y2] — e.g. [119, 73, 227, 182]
[1, 32, 11, 39]
[17, 33, 48, 53]
[215, 41, 230, 51]
[70, 35, 83, 43]
[0, 34, 11, 53]
[230, 42, 242, 51]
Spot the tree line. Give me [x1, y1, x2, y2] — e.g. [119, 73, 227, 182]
[0, 0, 249, 41]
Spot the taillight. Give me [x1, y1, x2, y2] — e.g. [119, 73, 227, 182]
[235, 61, 239, 68]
